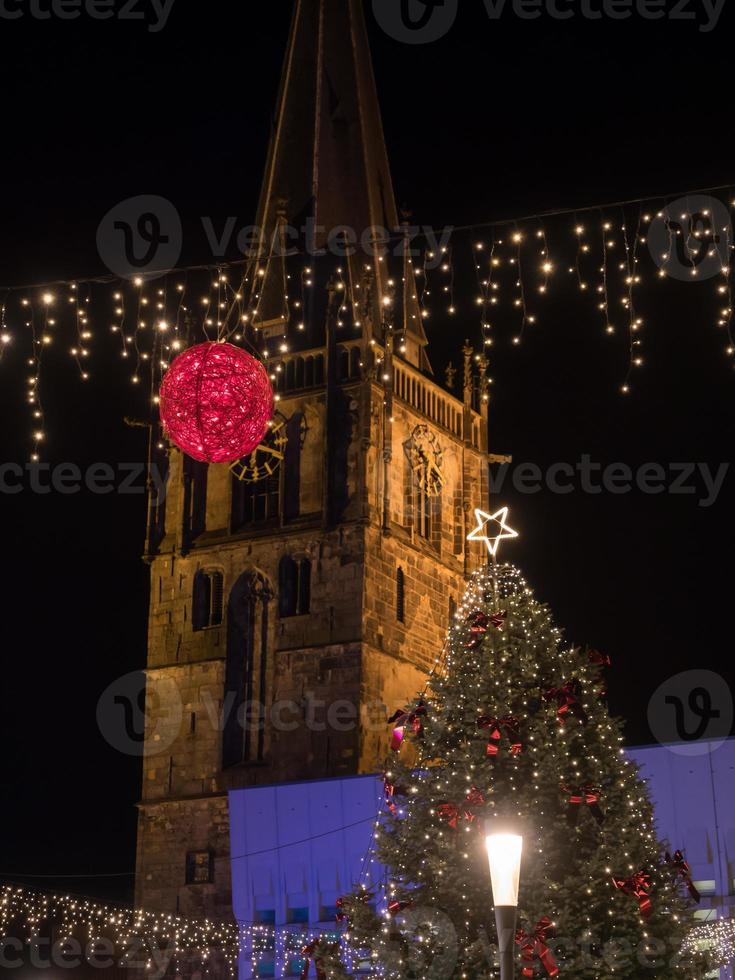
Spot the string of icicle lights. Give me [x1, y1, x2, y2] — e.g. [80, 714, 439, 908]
[0, 189, 734, 460]
[0, 884, 374, 977]
[0, 884, 239, 972]
[682, 917, 735, 968]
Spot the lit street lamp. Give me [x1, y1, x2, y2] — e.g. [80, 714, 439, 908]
[486, 832, 523, 980]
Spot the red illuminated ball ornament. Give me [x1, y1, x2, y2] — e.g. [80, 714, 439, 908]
[160, 342, 274, 463]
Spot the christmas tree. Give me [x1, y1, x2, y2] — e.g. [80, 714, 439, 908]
[323, 513, 704, 979]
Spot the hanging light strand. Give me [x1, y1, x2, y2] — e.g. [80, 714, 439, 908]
[0, 291, 11, 359]
[717, 207, 734, 359]
[26, 297, 45, 462]
[511, 225, 530, 345]
[471, 237, 493, 353]
[620, 207, 644, 394]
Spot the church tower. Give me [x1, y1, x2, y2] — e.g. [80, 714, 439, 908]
[135, 0, 491, 923]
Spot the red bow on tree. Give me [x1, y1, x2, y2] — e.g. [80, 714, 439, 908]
[438, 803, 478, 829]
[300, 940, 326, 980]
[563, 783, 605, 825]
[477, 715, 523, 757]
[666, 851, 701, 902]
[388, 702, 426, 751]
[545, 680, 588, 726]
[439, 787, 486, 828]
[465, 786, 487, 807]
[388, 899, 413, 916]
[588, 650, 611, 697]
[465, 611, 507, 646]
[469, 611, 490, 633]
[613, 871, 653, 919]
[438, 803, 463, 829]
[384, 779, 407, 815]
[515, 918, 559, 978]
[335, 892, 371, 925]
[589, 649, 611, 668]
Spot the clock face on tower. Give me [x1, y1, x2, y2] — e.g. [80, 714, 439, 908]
[405, 424, 445, 497]
[230, 412, 306, 483]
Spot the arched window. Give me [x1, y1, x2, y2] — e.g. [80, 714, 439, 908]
[232, 469, 280, 529]
[223, 571, 273, 767]
[403, 428, 446, 551]
[283, 412, 305, 522]
[417, 477, 432, 541]
[147, 446, 169, 555]
[349, 346, 361, 378]
[183, 457, 208, 546]
[192, 570, 224, 631]
[404, 452, 439, 546]
[396, 567, 405, 624]
[278, 556, 311, 618]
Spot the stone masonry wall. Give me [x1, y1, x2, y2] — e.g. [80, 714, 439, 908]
[135, 795, 231, 919]
[137, 362, 489, 925]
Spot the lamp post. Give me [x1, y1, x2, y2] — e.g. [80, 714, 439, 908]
[486, 832, 523, 980]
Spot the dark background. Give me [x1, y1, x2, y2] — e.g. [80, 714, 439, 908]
[0, 0, 733, 906]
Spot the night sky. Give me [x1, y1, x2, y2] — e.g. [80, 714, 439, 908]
[0, 0, 733, 905]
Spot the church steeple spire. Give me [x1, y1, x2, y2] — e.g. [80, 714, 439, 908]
[250, 0, 430, 370]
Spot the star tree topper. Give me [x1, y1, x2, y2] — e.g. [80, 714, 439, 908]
[467, 506, 518, 558]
